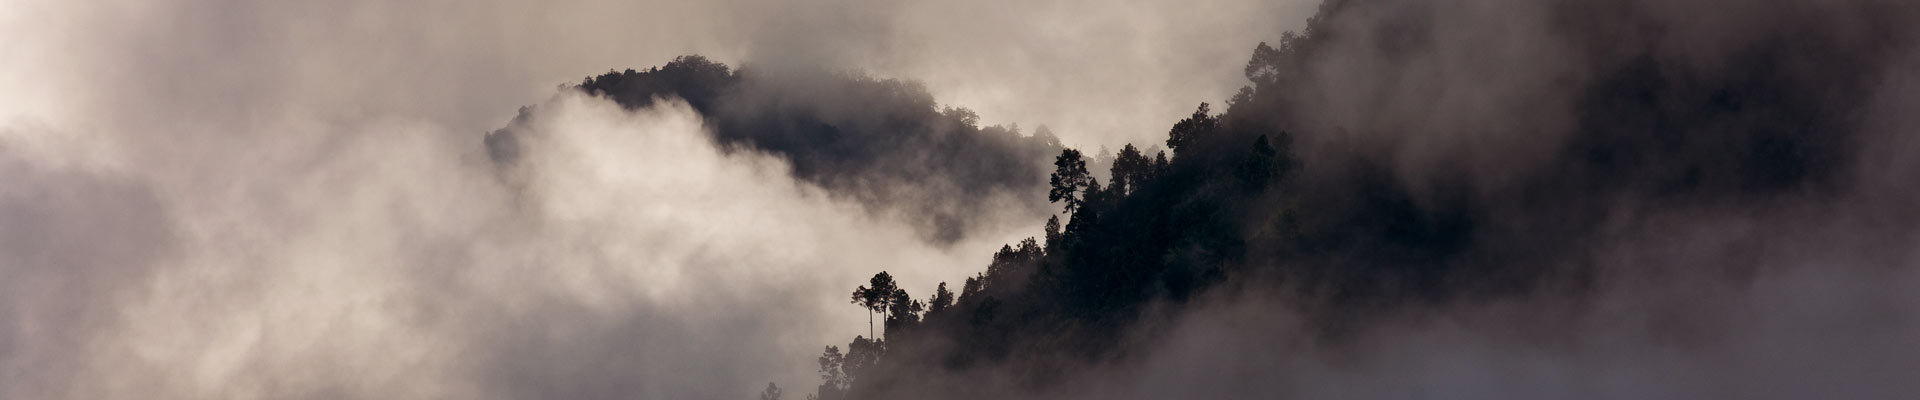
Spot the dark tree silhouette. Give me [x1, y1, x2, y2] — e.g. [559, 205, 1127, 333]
[1079, 178, 1103, 221]
[959, 274, 983, 303]
[1042, 215, 1062, 249]
[1109, 144, 1150, 196]
[1048, 149, 1091, 214]
[926, 282, 954, 316]
[849, 272, 898, 339]
[884, 288, 923, 337]
[842, 336, 884, 388]
[812, 346, 847, 400]
[1165, 102, 1219, 157]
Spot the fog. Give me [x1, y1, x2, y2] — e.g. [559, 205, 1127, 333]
[3, 86, 1017, 398]
[6, 0, 1919, 398]
[1067, 201, 1920, 399]
[2, 0, 1314, 397]
[1040, 0, 1920, 398]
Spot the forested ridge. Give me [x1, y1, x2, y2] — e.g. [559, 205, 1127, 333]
[486, 0, 1920, 398]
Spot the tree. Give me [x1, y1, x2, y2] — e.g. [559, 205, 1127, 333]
[960, 274, 983, 302]
[1110, 144, 1149, 195]
[1083, 177, 1104, 211]
[885, 288, 922, 337]
[927, 282, 955, 315]
[1166, 103, 1220, 156]
[1154, 151, 1170, 177]
[1066, 178, 1104, 238]
[760, 382, 783, 400]
[1044, 215, 1062, 250]
[1237, 134, 1282, 189]
[941, 106, 981, 128]
[849, 272, 898, 339]
[1049, 149, 1092, 214]
[1244, 40, 1288, 84]
[843, 336, 884, 387]
[1016, 237, 1043, 258]
[814, 346, 847, 400]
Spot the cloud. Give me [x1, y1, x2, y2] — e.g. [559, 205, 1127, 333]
[11, 0, 1914, 398]
[3, 0, 1322, 397]
[3, 85, 1019, 398]
[0, 144, 176, 399]
[1004, 0, 1920, 398]
[1071, 223, 1920, 400]
[786, 0, 1920, 397]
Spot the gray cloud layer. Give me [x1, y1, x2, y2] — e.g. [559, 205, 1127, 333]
[7, 0, 1916, 398]
[5, 0, 1316, 397]
[1043, 1, 1920, 398]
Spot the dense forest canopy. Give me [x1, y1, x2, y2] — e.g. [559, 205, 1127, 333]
[486, 0, 1920, 398]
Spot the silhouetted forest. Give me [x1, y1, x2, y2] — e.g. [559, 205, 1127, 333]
[486, 0, 1919, 398]
[795, 0, 1917, 398]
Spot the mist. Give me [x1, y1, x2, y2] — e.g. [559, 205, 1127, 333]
[2, 85, 1018, 398]
[2, 0, 1297, 397]
[1030, 0, 1920, 398]
[5, 0, 1920, 399]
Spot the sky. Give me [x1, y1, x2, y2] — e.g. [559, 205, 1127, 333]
[8, 0, 1919, 399]
[0, 0, 1316, 398]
